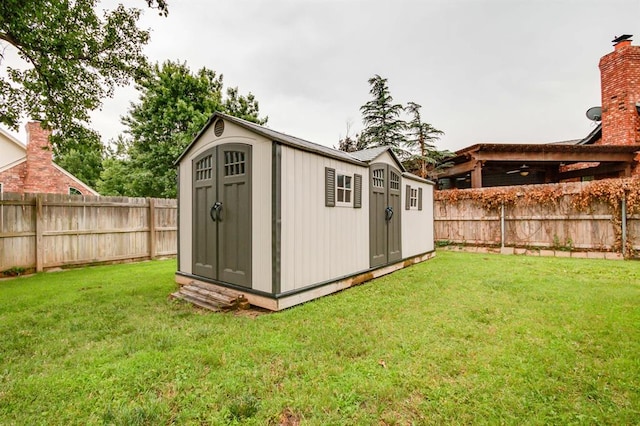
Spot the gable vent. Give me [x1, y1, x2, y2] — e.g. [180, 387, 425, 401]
[214, 119, 225, 137]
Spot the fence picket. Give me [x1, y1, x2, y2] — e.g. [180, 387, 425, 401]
[0, 193, 177, 272]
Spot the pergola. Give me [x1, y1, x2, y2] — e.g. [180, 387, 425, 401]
[437, 143, 640, 189]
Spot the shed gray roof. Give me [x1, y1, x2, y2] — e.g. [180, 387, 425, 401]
[348, 146, 407, 172]
[176, 112, 365, 166]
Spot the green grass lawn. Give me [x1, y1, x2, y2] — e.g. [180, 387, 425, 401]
[1, 252, 639, 425]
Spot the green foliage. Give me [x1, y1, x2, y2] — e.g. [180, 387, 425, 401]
[0, 0, 155, 143]
[355, 76, 451, 177]
[335, 121, 367, 152]
[95, 157, 129, 196]
[359, 74, 407, 149]
[99, 60, 267, 198]
[552, 234, 574, 252]
[51, 126, 104, 189]
[404, 101, 452, 178]
[1, 253, 639, 424]
[2, 266, 26, 276]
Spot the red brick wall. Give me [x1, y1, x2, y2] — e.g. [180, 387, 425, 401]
[0, 162, 26, 192]
[23, 122, 54, 193]
[0, 122, 96, 195]
[599, 42, 640, 147]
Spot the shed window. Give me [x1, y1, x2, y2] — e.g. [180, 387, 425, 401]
[390, 171, 400, 190]
[196, 155, 212, 181]
[410, 188, 418, 208]
[405, 185, 423, 211]
[336, 173, 352, 206]
[224, 151, 246, 176]
[373, 169, 384, 188]
[325, 168, 362, 208]
[69, 187, 82, 195]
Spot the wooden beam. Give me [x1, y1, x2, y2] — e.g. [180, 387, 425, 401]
[437, 159, 478, 178]
[473, 151, 636, 163]
[557, 163, 629, 180]
[471, 162, 482, 188]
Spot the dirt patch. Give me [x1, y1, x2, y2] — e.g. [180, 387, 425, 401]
[277, 408, 301, 426]
[233, 305, 272, 318]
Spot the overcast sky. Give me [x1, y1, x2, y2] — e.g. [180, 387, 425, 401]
[7, 0, 640, 152]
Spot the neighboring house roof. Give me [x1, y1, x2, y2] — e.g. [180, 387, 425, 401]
[577, 123, 602, 145]
[547, 139, 583, 145]
[52, 164, 99, 195]
[439, 142, 640, 180]
[0, 125, 98, 195]
[0, 158, 26, 174]
[450, 142, 640, 161]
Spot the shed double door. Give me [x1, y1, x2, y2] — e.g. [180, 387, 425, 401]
[193, 144, 252, 288]
[369, 163, 402, 267]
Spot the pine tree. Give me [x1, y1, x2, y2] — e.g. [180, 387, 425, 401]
[359, 75, 407, 149]
[405, 102, 451, 178]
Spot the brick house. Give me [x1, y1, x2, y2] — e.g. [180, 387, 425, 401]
[437, 35, 640, 189]
[0, 122, 98, 195]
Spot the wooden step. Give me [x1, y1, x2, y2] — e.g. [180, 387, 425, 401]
[171, 281, 248, 312]
[181, 284, 237, 305]
[171, 291, 225, 311]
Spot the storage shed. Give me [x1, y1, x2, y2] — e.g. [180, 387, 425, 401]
[175, 112, 435, 311]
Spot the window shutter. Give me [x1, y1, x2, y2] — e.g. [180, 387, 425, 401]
[418, 187, 423, 211]
[405, 185, 411, 210]
[325, 167, 336, 207]
[353, 174, 362, 208]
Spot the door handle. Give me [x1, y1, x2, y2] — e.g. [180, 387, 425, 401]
[209, 204, 217, 222]
[213, 201, 223, 222]
[385, 206, 393, 221]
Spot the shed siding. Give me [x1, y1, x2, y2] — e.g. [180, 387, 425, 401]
[401, 178, 435, 257]
[178, 122, 272, 292]
[280, 145, 369, 293]
[370, 151, 402, 170]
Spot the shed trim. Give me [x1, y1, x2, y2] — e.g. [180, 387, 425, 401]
[176, 249, 436, 300]
[272, 142, 282, 294]
[176, 164, 181, 271]
[176, 112, 366, 167]
[402, 171, 436, 185]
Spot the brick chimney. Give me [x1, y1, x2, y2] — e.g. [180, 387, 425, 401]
[599, 34, 640, 146]
[23, 121, 54, 193]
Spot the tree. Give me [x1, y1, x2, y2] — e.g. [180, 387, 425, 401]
[145, 0, 169, 15]
[335, 121, 367, 153]
[359, 74, 407, 150]
[53, 126, 105, 189]
[99, 60, 266, 198]
[0, 0, 164, 144]
[404, 102, 451, 178]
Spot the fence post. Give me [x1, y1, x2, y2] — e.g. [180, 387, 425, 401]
[148, 198, 156, 260]
[500, 202, 505, 249]
[35, 194, 44, 272]
[621, 195, 627, 257]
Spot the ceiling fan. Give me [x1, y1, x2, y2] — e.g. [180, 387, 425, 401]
[506, 164, 531, 176]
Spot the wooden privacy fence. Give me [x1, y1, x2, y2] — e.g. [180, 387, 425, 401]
[0, 193, 177, 272]
[434, 181, 640, 256]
